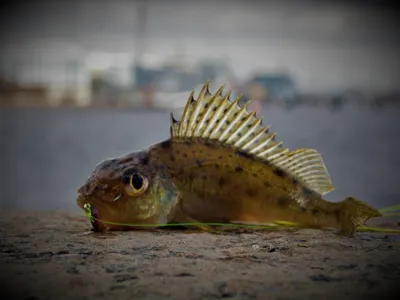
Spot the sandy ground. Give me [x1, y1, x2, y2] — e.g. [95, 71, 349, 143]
[1, 211, 399, 300]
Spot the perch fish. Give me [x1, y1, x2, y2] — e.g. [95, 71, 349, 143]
[77, 81, 382, 236]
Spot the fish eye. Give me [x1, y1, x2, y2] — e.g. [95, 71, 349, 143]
[122, 173, 148, 196]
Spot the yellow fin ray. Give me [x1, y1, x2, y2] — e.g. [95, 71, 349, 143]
[270, 148, 334, 195]
[193, 85, 224, 137]
[170, 113, 180, 136]
[201, 91, 231, 138]
[170, 81, 334, 195]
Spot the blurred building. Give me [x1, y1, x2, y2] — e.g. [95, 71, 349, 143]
[246, 71, 298, 105]
[0, 41, 90, 107]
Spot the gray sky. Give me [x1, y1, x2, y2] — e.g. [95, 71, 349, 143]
[1, 0, 399, 46]
[1, 0, 399, 92]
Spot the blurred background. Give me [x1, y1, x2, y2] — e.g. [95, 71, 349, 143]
[0, 0, 399, 212]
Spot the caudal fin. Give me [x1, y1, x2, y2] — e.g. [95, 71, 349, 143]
[337, 197, 382, 237]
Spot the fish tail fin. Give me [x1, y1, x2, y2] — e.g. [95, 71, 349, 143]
[337, 196, 382, 237]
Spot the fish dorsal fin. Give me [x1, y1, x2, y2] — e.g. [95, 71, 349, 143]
[170, 81, 334, 195]
[271, 148, 334, 195]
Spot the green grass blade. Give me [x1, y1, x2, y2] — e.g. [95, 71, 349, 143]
[379, 204, 400, 213]
[358, 226, 400, 234]
[381, 213, 400, 217]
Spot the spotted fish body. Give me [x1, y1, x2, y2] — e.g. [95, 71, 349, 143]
[77, 81, 382, 237]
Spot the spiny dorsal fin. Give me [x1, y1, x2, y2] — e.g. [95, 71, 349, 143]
[170, 81, 334, 195]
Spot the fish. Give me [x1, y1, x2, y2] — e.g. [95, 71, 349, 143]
[77, 81, 382, 237]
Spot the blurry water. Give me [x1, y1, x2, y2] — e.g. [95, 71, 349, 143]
[1, 106, 399, 211]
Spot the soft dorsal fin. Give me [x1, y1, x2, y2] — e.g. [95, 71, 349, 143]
[170, 81, 334, 195]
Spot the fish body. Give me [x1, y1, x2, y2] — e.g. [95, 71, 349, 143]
[77, 81, 381, 236]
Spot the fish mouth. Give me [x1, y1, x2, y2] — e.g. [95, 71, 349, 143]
[77, 194, 108, 232]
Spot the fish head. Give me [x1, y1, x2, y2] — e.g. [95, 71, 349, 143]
[76, 150, 180, 231]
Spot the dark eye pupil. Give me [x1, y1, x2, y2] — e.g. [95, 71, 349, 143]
[131, 173, 143, 190]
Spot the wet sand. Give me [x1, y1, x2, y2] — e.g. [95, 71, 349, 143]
[1, 211, 399, 300]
